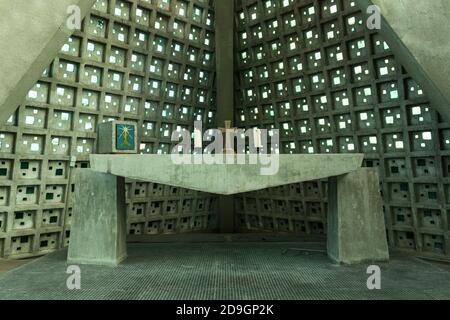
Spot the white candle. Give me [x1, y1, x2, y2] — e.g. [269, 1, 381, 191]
[254, 128, 263, 148]
[194, 128, 202, 148]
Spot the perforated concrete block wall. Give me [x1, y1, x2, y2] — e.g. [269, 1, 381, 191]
[234, 0, 450, 259]
[0, 0, 218, 259]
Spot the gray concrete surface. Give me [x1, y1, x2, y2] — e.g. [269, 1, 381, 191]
[89, 154, 364, 195]
[1, 238, 449, 300]
[0, 0, 95, 124]
[68, 169, 127, 266]
[357, 0, 450, 122]
[328, 168, 389, 264]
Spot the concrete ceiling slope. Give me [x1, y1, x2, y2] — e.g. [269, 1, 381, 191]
[89, 154, 364, 195]
[356, 0, 450, 122]
[0, 0, 96, 125]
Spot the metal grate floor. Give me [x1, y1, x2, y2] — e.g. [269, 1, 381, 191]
[0, 236, 449, 300]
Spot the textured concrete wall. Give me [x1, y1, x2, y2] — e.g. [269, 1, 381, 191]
[0, 0, 95, 124]
[234, 0, 450, 261]
[0, 0, 219, 259]
[357, 0, 450, 121]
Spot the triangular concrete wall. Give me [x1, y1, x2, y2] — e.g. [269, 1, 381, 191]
[357, 0, 450, 121]
[0, 0, 96, 124]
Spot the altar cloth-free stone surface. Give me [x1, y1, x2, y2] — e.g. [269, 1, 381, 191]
[89, 154, 364, 195]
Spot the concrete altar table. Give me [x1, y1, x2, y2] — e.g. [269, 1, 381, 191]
[67, 154, 389, 266]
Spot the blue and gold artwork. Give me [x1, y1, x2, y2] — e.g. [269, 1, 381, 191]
[116, 123, 136, 151]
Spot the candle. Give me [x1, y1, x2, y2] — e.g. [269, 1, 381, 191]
[254, 128, 262, 149]
[194, 128, 202, 148]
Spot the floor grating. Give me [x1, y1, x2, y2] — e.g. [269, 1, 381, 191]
[0, 240, 448, 300]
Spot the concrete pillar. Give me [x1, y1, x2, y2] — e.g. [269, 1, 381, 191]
[68, 169, 127, 266]
[215, 0, 234, 125]
[215, 0, 236, 233]
[218, 196, 235, 233]
[327, 168, 389, 264]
